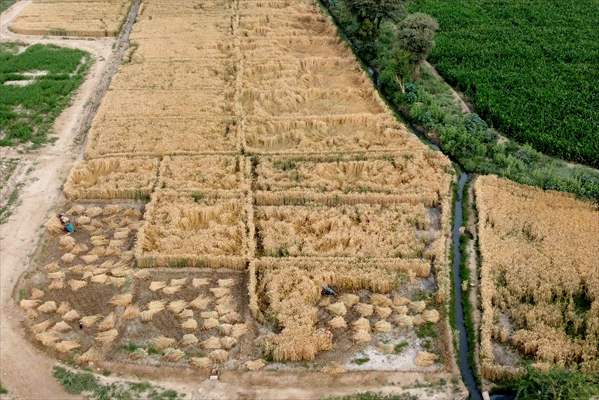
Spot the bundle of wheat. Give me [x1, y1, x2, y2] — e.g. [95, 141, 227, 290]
[153, 336, 175, 351]
[55, 340, 80, 353]
[328, 316, 347, 329]
[191, 357, 211, 369]
[122, 305, 140, 320]
[51, 321, 72, 333]
[38, 301, 57, 313]
[180, 334, 198, 346]
[209, 349, 228, 363]
[96, 329, 118, 344]
[220, 336, 237, 350]
[31, 320, 51, 334]
[97, 312, 116, 331]
[162, 348, 185, 362]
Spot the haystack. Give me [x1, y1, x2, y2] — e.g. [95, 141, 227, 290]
[38, 301, 57, 313]
[327, 302, 347, 316]
[374, 320, 392, 333]
[354, 303, 373, 317]
[202, 336, 221, 350]
[328, 316, 347, 329]
[209, 349, 228, 363]
[220, 336, 237, 350]
[245, 359, 266, 370]
[375, 306, 392, 319]
[190, 357, 211, 369]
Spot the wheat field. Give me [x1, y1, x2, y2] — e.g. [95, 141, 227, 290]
[23, 0, 457, 370]
[9, 0, 132, 37]
[476, 176, 599, 378]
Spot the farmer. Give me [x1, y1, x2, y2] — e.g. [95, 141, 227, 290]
[58, 214, 75, 234]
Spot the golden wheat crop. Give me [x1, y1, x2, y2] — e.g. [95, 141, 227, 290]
[9, 0, 132, 37]
[158, 156, 247, 193]
[135, 191, 248, 268]
[255, 202, 432, 258]
[255, 153, 451, 201]
[476, 176, 599, 375]
[244, 115, 417, 155]
[64, 158, 158, 200]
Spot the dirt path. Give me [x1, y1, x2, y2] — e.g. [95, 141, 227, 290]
[0, 1, 138, 398]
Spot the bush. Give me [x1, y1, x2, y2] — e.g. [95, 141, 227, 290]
[504, 366, 599, 400]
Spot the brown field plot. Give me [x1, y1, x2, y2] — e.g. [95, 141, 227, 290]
[475, 176, 599, 378]
[9, 0, 132, 37]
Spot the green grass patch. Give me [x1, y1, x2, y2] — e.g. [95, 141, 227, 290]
[409, 0, 598, 167]
[416, 322, 437, 339]
[0, 382, 7, 394]
[0, 0, 16, 13]
[0, 43, 91, 147]
[500, 365, 599, 400]
[52, 366, 184, 400]
[394, 341, 409, 354]
[352, 357, 370, 365]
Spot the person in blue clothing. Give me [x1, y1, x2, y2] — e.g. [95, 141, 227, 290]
[58, 214, 75, 234]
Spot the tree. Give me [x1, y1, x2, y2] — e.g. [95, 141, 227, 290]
[396, 13, 439, 68]
[379, 47, 413, 93]
[346, 0, 406, 29]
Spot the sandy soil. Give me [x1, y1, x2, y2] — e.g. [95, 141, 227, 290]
[0, 1, 125, 398]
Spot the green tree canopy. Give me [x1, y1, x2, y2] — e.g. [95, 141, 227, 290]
[397, 12, 439, 65]
[346, 0, 406, 28]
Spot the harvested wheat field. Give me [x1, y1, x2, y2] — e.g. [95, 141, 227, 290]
[18, 203, 143, 361]
[9, 0, 132, 37]
[475, 176, 599, 379]
[18, 0, 458, 386]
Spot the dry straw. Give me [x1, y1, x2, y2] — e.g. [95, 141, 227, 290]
[476, 175, 599, 375]
[135, 191, 248, 269]
[64, 158, 159, 200]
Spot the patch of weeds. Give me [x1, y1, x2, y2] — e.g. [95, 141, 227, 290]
[394, 341, 409, 354]
[130, 382, 152, 393]
[18, 288, 27, 301]
[416, 322, 437, 339]
[122, 342, 140, 353]
[273, 159, 297, 171]
[146, 344, 161, 356]
[0, 184, 22, 224]
[0, 382, 7, 394]
[352, 357, 370, 365]
[191, 192, 204, 202]
[53, 366, 184, 400]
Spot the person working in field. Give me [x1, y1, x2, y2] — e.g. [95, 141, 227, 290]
[58, 214, 75, 234]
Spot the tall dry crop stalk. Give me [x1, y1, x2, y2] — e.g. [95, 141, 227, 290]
[476, 175, 599, 374]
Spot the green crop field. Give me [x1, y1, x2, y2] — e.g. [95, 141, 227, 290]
[409, 0, 599, 168]
[0, 0, 16, 13]
[0, 43, 90, 147]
